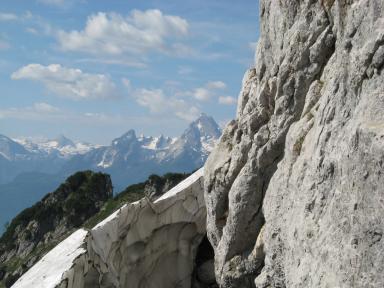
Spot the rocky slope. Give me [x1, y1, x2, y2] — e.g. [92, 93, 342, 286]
[0, 170, 190, 288]
[204, 0, 384, 287]
[0, 171, 113, 287]
[12, 169, 216, 288]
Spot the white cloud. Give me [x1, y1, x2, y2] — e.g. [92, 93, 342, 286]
[57, 10, 189, 56]
[0, 13, 18, 21]
[33, 102, 60, 112]
[206, 81, 226, 90]
[193, 87, 212, 101]
[26, 27, 39, 34]
[0, 102, 60, 120]
[189, 81, 227, 102]
[3, 12, 55, 36]
[0, 103, 125, 125]
[11, 64, 118, 100]
[133, 88, 199, 122]
[121, 78, 132, 91]
[219, 96, 237, 105]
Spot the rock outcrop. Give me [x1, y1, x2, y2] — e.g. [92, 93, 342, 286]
[13, 169, 214, 288]
[204, 0, 384, 287]
[0, 171, 112, 287]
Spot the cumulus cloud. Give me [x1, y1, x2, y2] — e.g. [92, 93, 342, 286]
[0, 103, 126, 125]
[133, 88, 200, 122]
[190, 81, 227, 102]
[33, 102, 60, 112]
[0, 13, 18, 21]
[0, 102, 60, 120]
[219, 96, 237, 105]
[121, 78, 132, 91]
[206, 81, 226, 90]
[132, 80, 230, 120]
[57, 10, 189, 56]
[11, 64, 118, 100]
[193, 88, 212, 102]
[26, 27, 39, 35]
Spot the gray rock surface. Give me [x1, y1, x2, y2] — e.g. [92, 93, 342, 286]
[204, 0, 384, 287]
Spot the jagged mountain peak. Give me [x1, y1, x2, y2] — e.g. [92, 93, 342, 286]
[112, 130, 137, 147]
[0, 134, 30, 160]
[186, 113, 222, 140]
[0, 134, 13, 142]
[173, 114, 221, 156]
[51, 135, 75, 148]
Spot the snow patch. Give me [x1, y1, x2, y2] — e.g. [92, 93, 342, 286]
[12, 229, 88, 288]
[155, 168, 204, 202]
[93, 204, 128, 230]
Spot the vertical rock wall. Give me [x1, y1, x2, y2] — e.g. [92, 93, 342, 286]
[204, 0, 384, 287]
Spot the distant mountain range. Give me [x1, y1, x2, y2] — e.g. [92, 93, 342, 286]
[0, 114, 221, 231]
[61, 113, 221, 190]
[0, 134, 96, 185]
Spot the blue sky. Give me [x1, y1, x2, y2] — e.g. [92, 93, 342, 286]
[0, 0, 259, 144]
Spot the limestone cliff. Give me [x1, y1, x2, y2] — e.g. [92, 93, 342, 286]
[204, 0, 384, 287]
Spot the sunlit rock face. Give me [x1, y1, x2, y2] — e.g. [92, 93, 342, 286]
[14, 169, 216, 288]
[204, 0, 384, 287]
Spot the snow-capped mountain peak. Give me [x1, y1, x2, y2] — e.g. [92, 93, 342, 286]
[2, 114, 222, 189]
[141, 135, 173, 151]
[175, 113, 222, 155]
[0, 134, 31, 161]
[192, 113, 222, 140]
[112, 130, 137, 147]
[13, 135, 97, 157]
[51, 135, 76, 149]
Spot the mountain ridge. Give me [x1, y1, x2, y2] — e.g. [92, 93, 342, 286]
[0, 170, 191, 287]
[60, 113, 221, 190]
[0, 114, 221, 234]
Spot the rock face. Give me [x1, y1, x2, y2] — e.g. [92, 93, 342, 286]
[205, 0, 384, 287]
[14, 169, 214, 288]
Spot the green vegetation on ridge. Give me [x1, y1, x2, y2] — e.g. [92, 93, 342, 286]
[0, 170, 190, 287]
[84, 172, 190, 229]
